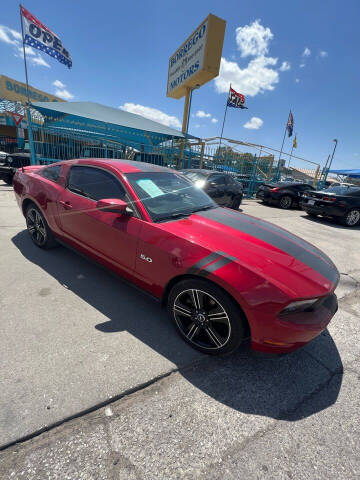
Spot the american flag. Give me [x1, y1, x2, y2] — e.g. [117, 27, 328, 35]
[20, 5, 72, 69]
[287, 111, 294, 137]
[227, 86, 248, 109]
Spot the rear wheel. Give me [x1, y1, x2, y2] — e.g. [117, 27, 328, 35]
[341, 209, 360, 227]
[279, 195, 293, 209]
[26, 204, 58, 249]
[230, 195, 242, 210]
[167, 278, 246, 355]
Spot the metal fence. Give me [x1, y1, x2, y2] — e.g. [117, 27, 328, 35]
[27, 117, 324, 197]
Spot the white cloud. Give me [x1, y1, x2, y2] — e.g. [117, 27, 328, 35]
[279, 61, 290, 72]
[54, 88, 74, 100]
[195, 110, 211, 118]
[31, 55, 50, 68]
[215, 55, 279, 96]
[120, 103, 181, 129]
[194, 124, 201, 128]
[319, 50, 328, 58]
[299, 63, 305, 68]
[235, 19, 273, 57]
[1, 24, 50, 68]
[244, 117, 263, 130]
[295, 78, 300, 83]
[52, 80, 74, 99]
[302, 47, 311, 57]
[0, 25, 20, 45]
[211, 118, 218, 123]
[53, 80, 66, 89]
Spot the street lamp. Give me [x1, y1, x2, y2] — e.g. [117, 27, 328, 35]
[327, 138, 338, 172]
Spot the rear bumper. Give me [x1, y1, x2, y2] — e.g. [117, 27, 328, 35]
[300, 201, 345, 217]
[250, 293, 338, 354]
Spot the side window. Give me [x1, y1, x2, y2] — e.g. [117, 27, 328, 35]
[39, 165, 61, 182]
[209, 175, 226, 185]
[224, 175, 235, 185]
[67, 166, 127, 201]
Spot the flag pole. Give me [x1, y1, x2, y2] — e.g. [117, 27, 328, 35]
[19, 4, 30, 104]
[277, 110, 290, 180]
[288, 132, 296, 169]
[216, 84, 230, 163]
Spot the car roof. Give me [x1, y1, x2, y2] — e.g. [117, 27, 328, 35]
[54, 158, 175, 174]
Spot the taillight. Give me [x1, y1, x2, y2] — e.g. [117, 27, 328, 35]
[271, 187, 280, 192]
[322, 196, 336, 202]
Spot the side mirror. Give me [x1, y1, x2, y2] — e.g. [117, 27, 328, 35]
[96, 198, 128, 214]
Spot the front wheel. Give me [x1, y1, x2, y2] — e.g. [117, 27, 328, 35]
[341, 209, 360, 227]
[1, 174, 13, 185]
[26, 204, 58, 249]
[279, 195, 293, 209]
[167, 278, 246, 355]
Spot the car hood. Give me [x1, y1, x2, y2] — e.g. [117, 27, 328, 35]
[159, 207, 339, 298]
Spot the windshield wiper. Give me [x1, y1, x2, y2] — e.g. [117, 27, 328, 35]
[190, 204, 217, 214]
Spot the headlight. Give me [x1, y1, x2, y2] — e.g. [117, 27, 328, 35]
[195, 180, 205, 188]
[280, 298, 319, 316]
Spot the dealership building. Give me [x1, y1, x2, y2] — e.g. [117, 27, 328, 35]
[0, 74, 189, 166]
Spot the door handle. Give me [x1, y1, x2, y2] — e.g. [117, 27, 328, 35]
[59, 200, 73, 210]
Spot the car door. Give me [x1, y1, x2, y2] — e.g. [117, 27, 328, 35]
[205, 174, 229, 205]
[57, 165, 142, 275]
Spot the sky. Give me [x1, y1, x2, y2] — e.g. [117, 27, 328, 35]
[1, 0, 359, 170]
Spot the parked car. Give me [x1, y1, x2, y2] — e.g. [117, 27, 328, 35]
[13, 159, 339, 355]
[300, 185, 360, 227]
[256, 182, 315, 209]
[0, 151, 31, 185]
[181, 169, 243, 209]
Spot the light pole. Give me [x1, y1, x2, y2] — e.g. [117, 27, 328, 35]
[327, 138, 338, 172]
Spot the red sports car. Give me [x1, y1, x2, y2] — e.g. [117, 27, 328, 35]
[13, 159, 339, 355]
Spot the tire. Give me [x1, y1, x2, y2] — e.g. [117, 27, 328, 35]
[279, 195, 293, 209]
[2, 174, 13, 185]
[167, 278, 246, 355]
[341, 208, 360, 227]
[230, 195, 242, 210]
[306, 212, 318, 218]
[25, 204, 58, 249]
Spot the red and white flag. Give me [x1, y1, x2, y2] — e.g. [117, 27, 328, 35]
[20, 5, 72, 69]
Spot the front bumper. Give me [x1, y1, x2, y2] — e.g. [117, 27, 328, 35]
[250, 293, 338, 354]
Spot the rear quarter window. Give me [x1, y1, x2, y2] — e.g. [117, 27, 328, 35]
[38, 165, 62, 182]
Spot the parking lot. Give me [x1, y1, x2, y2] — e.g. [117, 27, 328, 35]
[0, 179, 359, 479]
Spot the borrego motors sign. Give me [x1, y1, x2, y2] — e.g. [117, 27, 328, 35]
[167, 14, 226, 99]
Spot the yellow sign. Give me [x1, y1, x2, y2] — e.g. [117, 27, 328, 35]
[167, 14, 226, 99]
[0, 74, 64, 104]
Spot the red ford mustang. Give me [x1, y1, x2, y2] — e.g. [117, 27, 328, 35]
[13, 159, 339, 355]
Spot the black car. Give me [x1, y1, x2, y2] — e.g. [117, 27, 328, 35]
[256, 182, 315, 209]
[0, 152, 31, 185]
[300, 185, 360, 227]
[181, 169, 243, 209]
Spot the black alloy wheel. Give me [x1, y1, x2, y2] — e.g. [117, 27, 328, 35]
[26, 205, 58, 249]
[342, 208, 360, 227]
[279, 195, 293, 209]
[168, 278, 246, 355]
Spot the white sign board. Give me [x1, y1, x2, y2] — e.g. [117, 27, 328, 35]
[167, 20, 208, 97]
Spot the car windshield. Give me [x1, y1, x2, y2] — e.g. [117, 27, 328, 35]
[325, 186, 360, 195]
[182, 171, 207, 182]
[127, 172, 216, 222]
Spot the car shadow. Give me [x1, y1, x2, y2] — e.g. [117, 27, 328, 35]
[12, 230, 343, 421]
[300, 213, 360, 230]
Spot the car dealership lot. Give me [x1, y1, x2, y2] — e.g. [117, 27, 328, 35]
[0, 182, 359, 478]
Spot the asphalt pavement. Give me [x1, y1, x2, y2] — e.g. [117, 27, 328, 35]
[0, 181, 359, 479]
